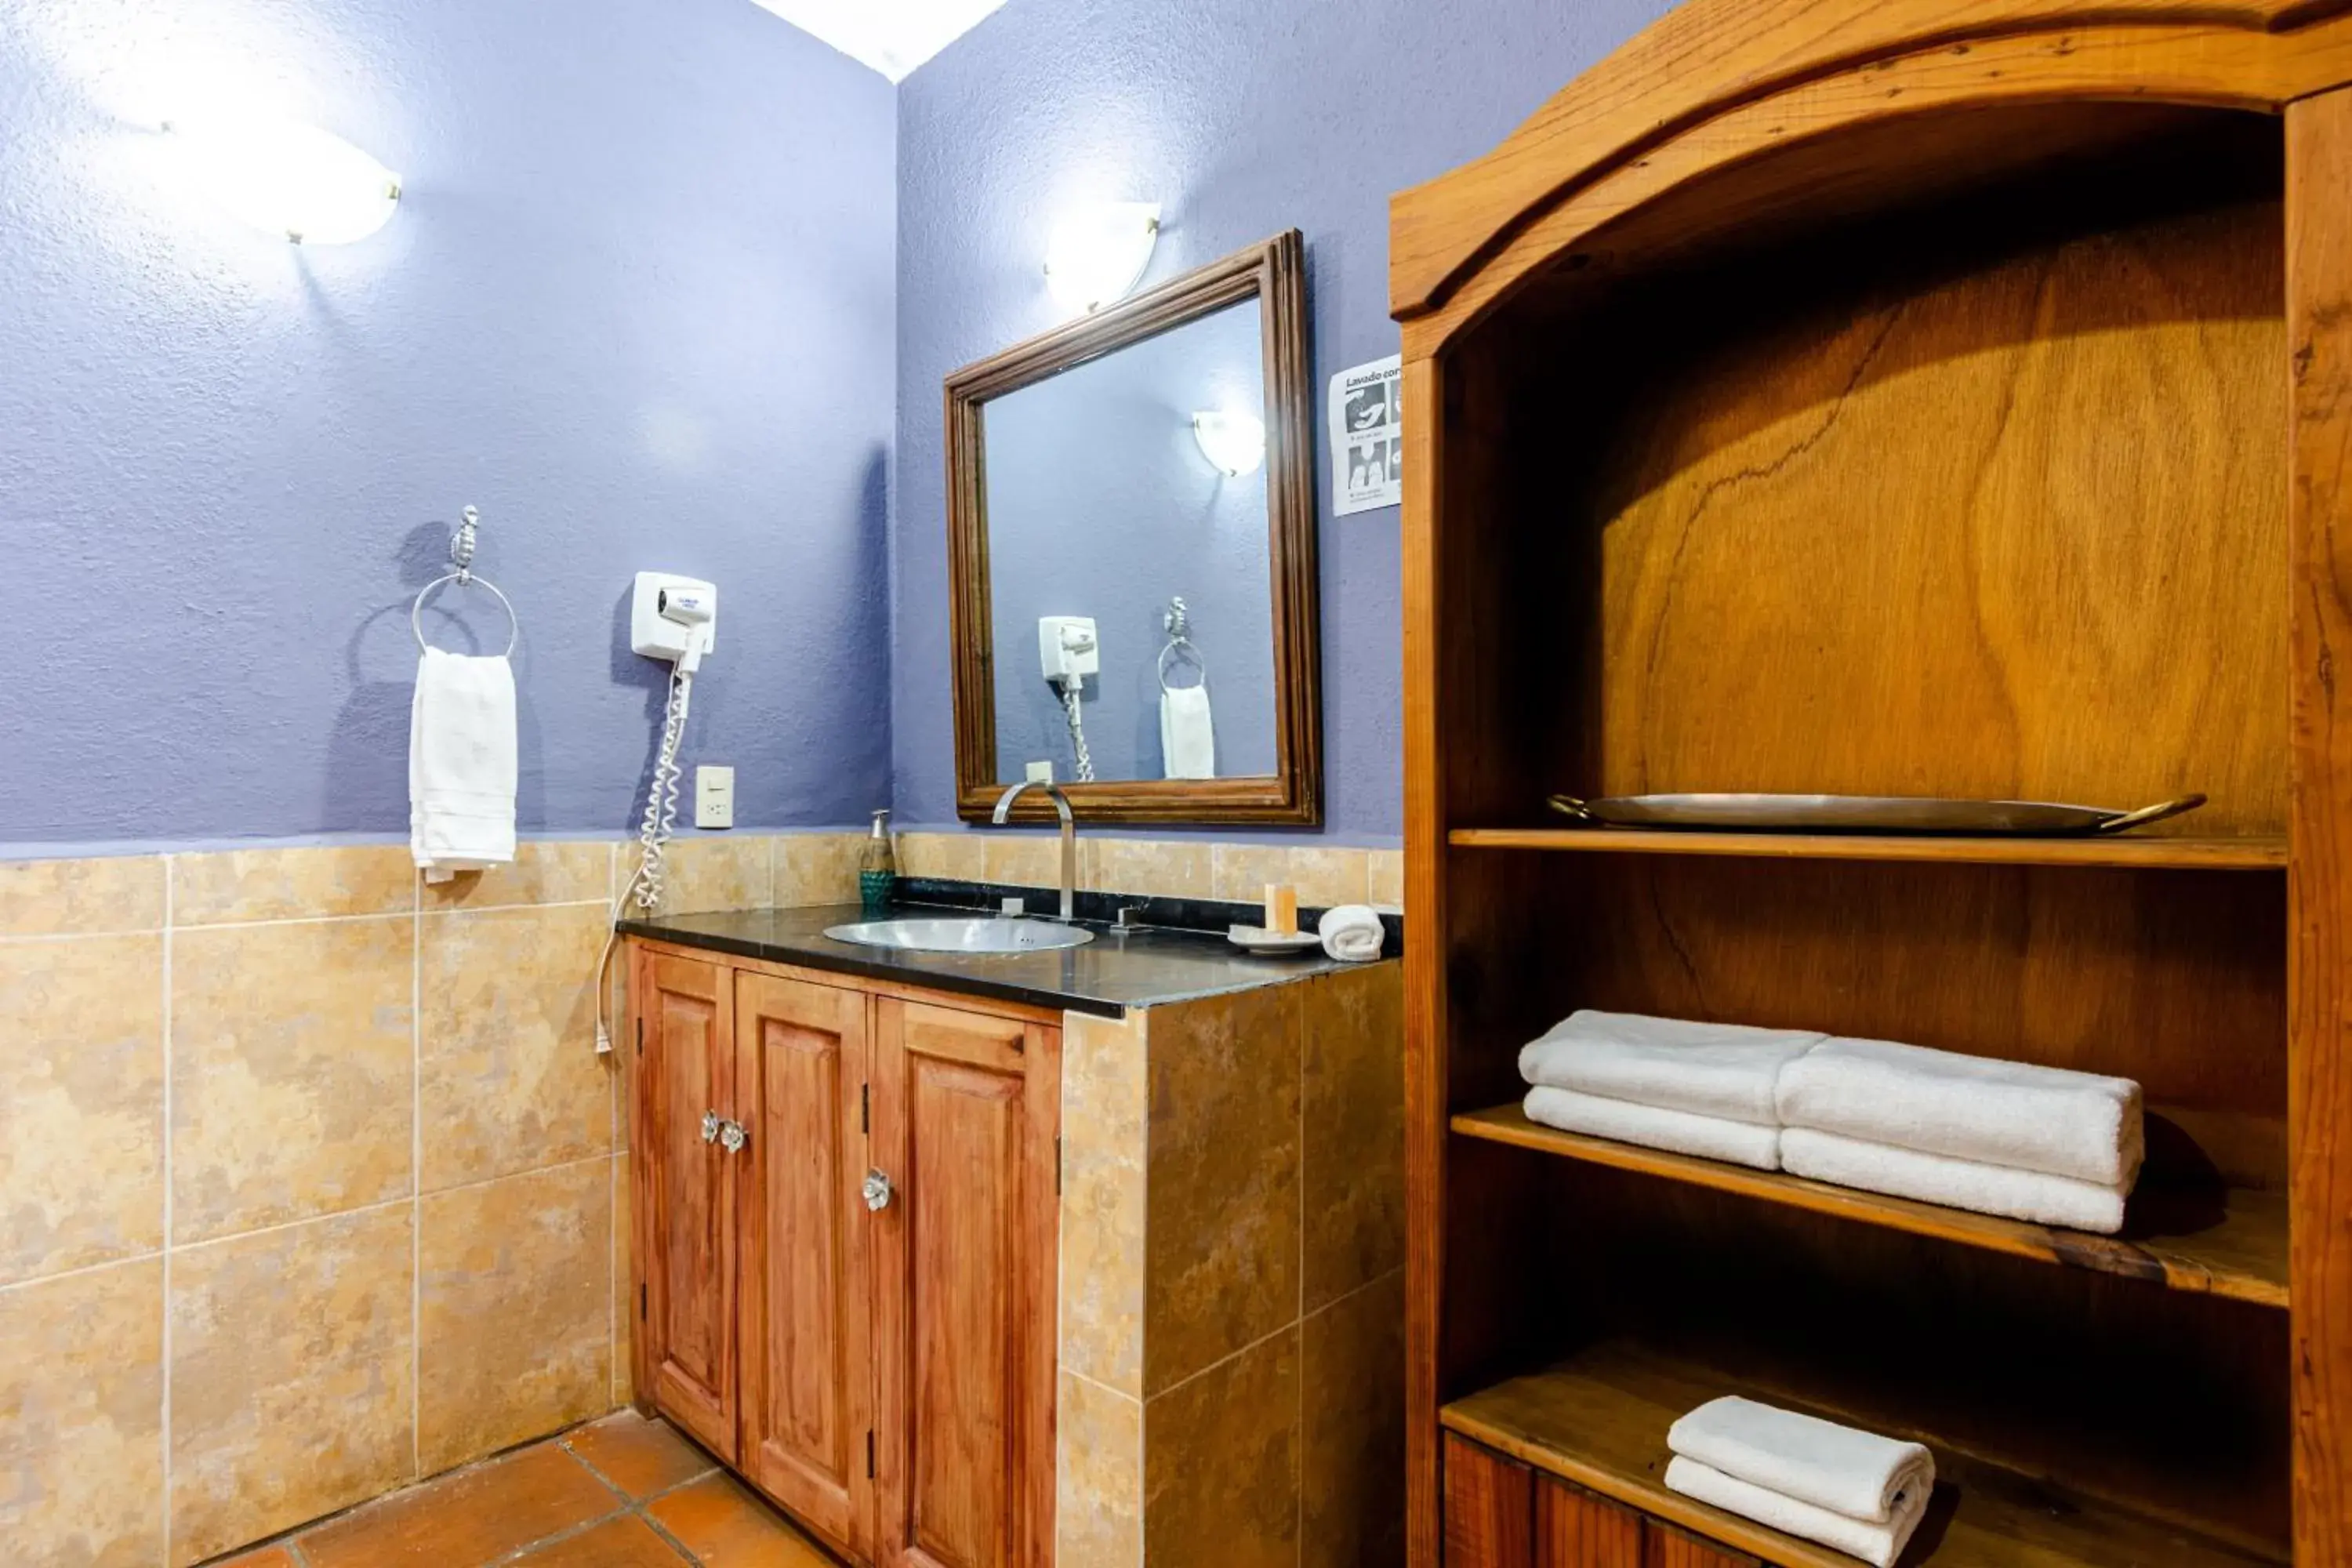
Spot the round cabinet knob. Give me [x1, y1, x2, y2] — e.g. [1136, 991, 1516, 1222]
[700, 1111, 721, 1145]
[862, 1169, 894, 1212]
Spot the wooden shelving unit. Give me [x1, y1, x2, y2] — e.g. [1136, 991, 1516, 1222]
[1442, 1341, 2286, 1568]
[1453, 1104, 2288, 1308]
[1446, 828, 2289, 873]
[1395, 8, 2352, 1564]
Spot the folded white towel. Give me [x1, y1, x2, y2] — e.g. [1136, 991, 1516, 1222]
[1778, 1036, 2143, 1186]
[1666, 1457, 1926, 1568]
[1523, 1085, 1780, 1171]
[1160, 684, 1214, 779]
[1667, 1396, 1932, 1525]
[409, 648, 517, 884]
[1519, 1011, 1824, 1126]
[1317, 904, 1384, 963]
[1783, 1127, 2128, 1233]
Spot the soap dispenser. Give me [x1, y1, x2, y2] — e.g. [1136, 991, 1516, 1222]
[859, 809, 897, 914]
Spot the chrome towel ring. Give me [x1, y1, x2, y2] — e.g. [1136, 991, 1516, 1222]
[412, 505, 519, 657]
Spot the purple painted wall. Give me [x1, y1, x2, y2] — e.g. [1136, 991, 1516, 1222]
[986, 298, 1276, 784]
[891, 0, 1675, 840]
[0, 0, 896, 847]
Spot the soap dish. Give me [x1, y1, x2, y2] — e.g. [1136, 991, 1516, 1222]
[1229, 925, 1322, 954]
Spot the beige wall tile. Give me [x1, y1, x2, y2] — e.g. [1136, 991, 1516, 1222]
[1059, 1011, 1149, 1397]
[170, 1206, 414, 1565]
[1301, 964, 1406, 1312]
[1056, 1373, 1143, 1568]
[1084, 839, 1213, 900]
[418, 1157, 615, 1474]
[776, 832, 864, 906]
[0, 1258, 165, 1567]
[172, 918, 415, 1243]
[422, 840, 612, 910]
[897, 830, 987, 883]
[613, 1152, 634, 1408]
[420, 905, 615, 1192]
[655, 834, 771, 914]
[0, 935, 165, 1285]
[1144, 985, 1301, 1395]
[0, 854, 165, 938]
[985, 831, 1064, 890]
[1301, 1272, 1406, 1568]
[1142, 1327, 1299, 1568]
[1210, 844, 1370, 909]
[1367, 849, 1404, 913]
[172, 845, 415, 925]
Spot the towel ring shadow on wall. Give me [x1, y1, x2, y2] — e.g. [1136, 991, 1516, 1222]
[412, 505, 520, 657]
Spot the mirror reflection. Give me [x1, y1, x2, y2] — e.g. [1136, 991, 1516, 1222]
[982, 299, 1277, 786]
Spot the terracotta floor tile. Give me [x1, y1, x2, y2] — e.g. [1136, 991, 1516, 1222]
[644, 1473, 838, 1566]
[210, 1549, 298, 1567]
[299, 1443, 622, 1568]
[565, 1411, 717, 1500]
[511, 1514, 691, 1566]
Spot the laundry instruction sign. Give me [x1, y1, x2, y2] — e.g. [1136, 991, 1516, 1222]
[1329, 354, 1403, 515]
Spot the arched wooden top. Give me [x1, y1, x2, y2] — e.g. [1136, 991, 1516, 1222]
[1390, 0, 2352, 342]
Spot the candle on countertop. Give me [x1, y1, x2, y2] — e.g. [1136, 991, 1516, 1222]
[1265, 883, 1299, 935]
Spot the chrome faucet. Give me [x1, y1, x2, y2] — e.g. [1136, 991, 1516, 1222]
[993, 780, 1079, 921]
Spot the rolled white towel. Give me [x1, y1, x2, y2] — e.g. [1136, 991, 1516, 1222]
[1667, 1396, 1932, 1526]
[1666, 1457, 1926, 1568]
[1519, 1011, 1824, 1126]
[1317, 904, 1384, 963]
[1777, 1035, 2142, 1187]
[1523, 1085, 1780, 1171]
[1782, 1127, 2129, 1233]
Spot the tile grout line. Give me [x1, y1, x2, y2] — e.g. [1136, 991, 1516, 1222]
[0, 1248, 165, 1296]
[411, 867, 423, 1483]
[161, 852, 175, 1568]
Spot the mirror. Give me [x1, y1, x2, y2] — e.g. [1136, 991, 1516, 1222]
[946, 230, 1320, 825]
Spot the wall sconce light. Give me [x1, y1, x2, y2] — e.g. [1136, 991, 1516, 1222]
[163, 114, 401, 245]
[1044, 201, 1160, 314]
[1192, 411, 1266, 477]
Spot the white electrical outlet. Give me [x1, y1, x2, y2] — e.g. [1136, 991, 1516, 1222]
[695, 766, 735, 829]
[1025, 759, 1055, 783]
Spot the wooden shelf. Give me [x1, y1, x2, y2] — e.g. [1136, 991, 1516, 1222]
[1446, 827, 2288, 870]
[1452, 1105, 2287, 1308]
[1441, 1339, 2287, 1568]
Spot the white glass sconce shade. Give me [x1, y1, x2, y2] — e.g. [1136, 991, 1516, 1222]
[1044, 201, 1161, 314]
[164, 115, 402, 245]
[1192, 411, 1267, 477]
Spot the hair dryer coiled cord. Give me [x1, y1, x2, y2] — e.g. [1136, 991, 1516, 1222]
[1058, 677, 1096, 783]
[594, 662, 695, 1054]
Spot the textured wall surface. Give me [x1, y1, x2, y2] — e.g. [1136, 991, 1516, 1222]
[891, 0, 1676, 839]
[986, 297, 1276, 783]
[0, 0, 896, 846]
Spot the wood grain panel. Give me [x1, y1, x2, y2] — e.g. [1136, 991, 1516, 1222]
[873, 1000, 1059, 1568]
[1537, 1476, 1642, 1567]
[1443, 1433, 1534, 1568]
[734, 973, 873, 1559]
[633, 949, 739, 1463]
[1641, 1521, 1758, 1568]
[2287, 81, 2352, 1568]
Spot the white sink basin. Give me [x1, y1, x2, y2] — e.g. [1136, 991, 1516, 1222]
[823, 916, 1096, 954]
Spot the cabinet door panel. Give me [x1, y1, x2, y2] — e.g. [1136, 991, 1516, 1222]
[736, 972, 873, 1558]
[633, 949, 738, 1461]
[873, 1000, 1059, 1568]
[1537, 1477, 1641, 1567]
[1444, 1433, 1534, 1567]
[1642, 1521, 1759, 1568]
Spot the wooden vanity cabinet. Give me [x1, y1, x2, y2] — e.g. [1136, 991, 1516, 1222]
[1443, 1436, 1755, 1568]
[628, 942, 1062, 1568]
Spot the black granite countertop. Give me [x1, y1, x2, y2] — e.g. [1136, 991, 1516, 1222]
[615, 895, 1392, 1018]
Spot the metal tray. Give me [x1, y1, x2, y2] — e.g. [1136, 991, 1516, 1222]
[1544, 792, 2207, 836]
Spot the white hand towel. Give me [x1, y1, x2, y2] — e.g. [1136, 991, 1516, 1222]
[1524, 1085, 1781, 1171]
[1777, 1035, 2143, 1186]
[1160, 684, 1214, 779]
[1667, 1396, 1932, 1525]
[1782, 1127, 2129, 1233]
[409, 648, 517, 884]
[1318, 904, 1385, 963]
[1519, 1011, 1824, 1126]
[1665, 1457, 1926, 1568]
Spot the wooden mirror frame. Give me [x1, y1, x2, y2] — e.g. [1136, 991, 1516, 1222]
[945, 229, 1321, 826]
